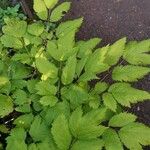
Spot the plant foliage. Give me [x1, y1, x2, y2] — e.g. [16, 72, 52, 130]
[0, 0, 150, 150]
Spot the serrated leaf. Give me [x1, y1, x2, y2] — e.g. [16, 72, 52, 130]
[1, 35, 23, 49]
[12, 53, 31, 64]
[36, 57, 58, 80]
[109, 112, 137, 127]
[56, 18, 83, 38]
[119, 123, 150, 149]
[10, 62, 31, 80]
[61, 85, 89, 107]
[42, 101, 70, 125]
[77, 38, 101, 58]
[14, 113, 34, 129]
[112, 65, 150, 82]
[15, 104, 31, 113]
[51, 115, 72, 150]
[0, 94, 13, 118]
[104, 37, 126, 65]
[33, 0, 48, 20]
[94, 82, 108, 94]
[50, 2, 71, 22]
[27, 79, 38, 94]
[2, 19, 27, 37]
[56, 30, 77, 61]
[69, 107, 108, 140]
[109, 83, 150, 107]
[27, 22, 44, 36]
[12, 89, 28, 105]
[62, 55, 77, 85]
[35, 81, 57, 96]
[44, 0, 58, 9]
[71, 139, 104, 150]
[102, 93, 117, 112]
[103, 129, 123, 150]
[29, 116, 49, 142]
[39, 95, 58, 107]
[78, 72, 98, 82]
[85, 46, 110, 74]
[6, 128, 27, 150]
[123, 39, 150, 65]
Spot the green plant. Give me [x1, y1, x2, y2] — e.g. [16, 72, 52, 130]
[0, 4, 26, 31]
[0, 0, 150, 149]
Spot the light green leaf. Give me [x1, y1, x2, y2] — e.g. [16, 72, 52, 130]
[12, 89, 28, 105]
[56, 18, 83, 38]
[6, 128, 27, 150]
[33, 0, 48, 20]
[15, 104, 31, 113]
[35, 81, 57, 96]
[2, 19, 27, 37]
[93, 82, 108, 94]
[0, 76, 9, 86]
[104, 37, 126, 65]
[109, 112, 137, 127]
[77, 38, 101, 58]
[39, 95, 58, 107]
[123, 39, 150, 65]
[69, 107, 108, 140]
[109, 83, 150, 107]
[10, 62, 31, 80]
[36, 57, 58, 80]
[44, 0, 58, 9]
[61, 85, 89, 107]
[51, 115, 72, 150]
[71, 139, 104, 150]
[103, 129, 123, 150]
[0, 94, 13, 118]
[27, 22, 44, 36]
[1, 35, 23, 49]
[62, 55, 77, 85]
[76, 56, 88, 77]
[50, 2, 71, 22]
[27, 79, 38, 94]
[119, 123, 150, 149]
[42, 101, 70, 125]
[56, 30, 77, 61]
[102, 93, 117, 112]
[12, 53, 31, 64]
[29, 116, 49, 142]
[85, 46, 110, 74]
[14, 113, 34, 129]
[112, 65, 150, 82]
